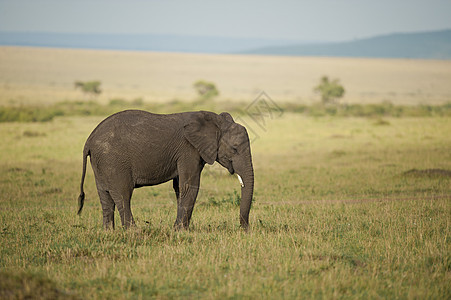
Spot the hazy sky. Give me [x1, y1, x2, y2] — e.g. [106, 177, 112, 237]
[0, 0, 450, 41]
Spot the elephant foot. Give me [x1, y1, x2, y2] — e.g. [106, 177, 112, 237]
[173, 221, 189, 231]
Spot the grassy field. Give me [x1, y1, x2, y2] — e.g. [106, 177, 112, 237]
[0, 111, 450, 299]
[2, 46, 451, 105]
[0, 47, 450, 298]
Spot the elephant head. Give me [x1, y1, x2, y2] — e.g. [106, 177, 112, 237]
[184, 111, 255, 229]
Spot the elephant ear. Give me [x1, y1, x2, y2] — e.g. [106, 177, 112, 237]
[184, 113, 219, 165]
[220, 112, 234, 123]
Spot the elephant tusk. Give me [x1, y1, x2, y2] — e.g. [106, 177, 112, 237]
[237, 174, 245, 188]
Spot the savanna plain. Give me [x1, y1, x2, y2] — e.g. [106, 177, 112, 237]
[0, 47, 450, 299]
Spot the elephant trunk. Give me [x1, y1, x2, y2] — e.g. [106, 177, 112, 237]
[234, 156, 254, 230]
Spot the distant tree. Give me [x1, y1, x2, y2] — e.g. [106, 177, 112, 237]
[74, 80, 102, 97]
[314, 76, 345, 104]
[193, 80, 219, 100]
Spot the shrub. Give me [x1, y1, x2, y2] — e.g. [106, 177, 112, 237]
[193, 80, 219, 100]
[74, 80, 102, 97]
[314, 76, 345, 104]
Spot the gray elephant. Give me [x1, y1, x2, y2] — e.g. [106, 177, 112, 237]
[77, 110, 254, 230]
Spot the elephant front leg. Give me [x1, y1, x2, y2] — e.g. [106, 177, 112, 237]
[174, 176, 201, 230]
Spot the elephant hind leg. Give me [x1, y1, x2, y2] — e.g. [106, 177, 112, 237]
[172, 177, 180, 201]
[109, 185, 135, 229]
[97, 189, 115, 230]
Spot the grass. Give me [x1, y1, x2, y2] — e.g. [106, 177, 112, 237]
[1, 99, 451, 123]
[0, 112, 450, 299]
[0, 45, 450, 298]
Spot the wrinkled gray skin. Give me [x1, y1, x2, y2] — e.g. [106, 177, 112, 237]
[77, 110, 254, 230]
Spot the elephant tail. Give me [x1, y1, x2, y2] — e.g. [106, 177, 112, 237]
[77, 145, 90, 215]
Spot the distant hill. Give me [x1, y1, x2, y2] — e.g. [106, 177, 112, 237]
[244, 29, 451, 59]
[0, 31, 301, 54]
[1, 30, 450, 59]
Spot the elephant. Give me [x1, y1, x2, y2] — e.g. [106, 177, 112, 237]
[77, 110, 254, 230]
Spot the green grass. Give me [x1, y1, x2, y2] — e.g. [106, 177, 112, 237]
[1, 100, 451, 123]
[0, 113, 450, 299]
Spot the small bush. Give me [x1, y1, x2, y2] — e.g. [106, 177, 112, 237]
[193, 80, 219, 101]
[74, 80, 102, 97]
[314, 76, 345, 104]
